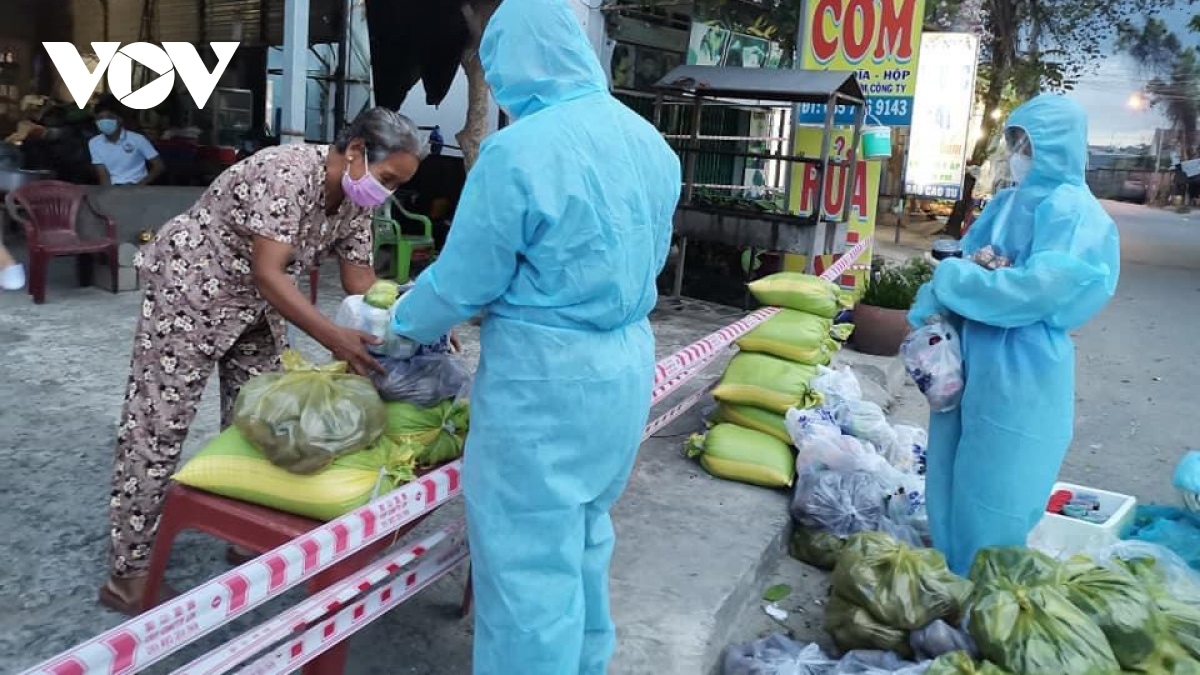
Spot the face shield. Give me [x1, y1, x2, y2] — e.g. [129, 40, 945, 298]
[1003, 126, 1033, 184]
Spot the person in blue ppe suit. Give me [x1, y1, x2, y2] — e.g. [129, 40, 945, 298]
[908, 93, 1120, 575]
[389, 0, 682, 672]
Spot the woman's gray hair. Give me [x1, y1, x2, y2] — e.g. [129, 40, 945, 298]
[334, 107, 424, 163]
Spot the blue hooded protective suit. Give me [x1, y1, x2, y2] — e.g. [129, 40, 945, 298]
[908, 94, 1120, 575]
[390, 0, 682, 671]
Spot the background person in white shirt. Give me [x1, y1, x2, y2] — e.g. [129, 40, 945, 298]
[88, 101, 164, 186]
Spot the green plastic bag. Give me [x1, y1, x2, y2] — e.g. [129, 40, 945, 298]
[383, 399, 470, 467]
[826, 594, 913, 658]
[968, 547, 1067, 599]
[831, 532, 972, 630]
[686, 424, 795, 488]
[748, 272, 843, 318]
[969, 580, 1120, 675]
[1062, 556, 1169, 671]
[713, 352, 822, 415]
[712, 403, 791, 444]
[233, 350, 387, 474]
[926, 652, 1013, 675]
[1117, 556, 1200, 662]
[788, 526, 845, 571]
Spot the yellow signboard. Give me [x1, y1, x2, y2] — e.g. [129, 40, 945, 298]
[785, 126, 882, 291]
[796, 0, 926, 126]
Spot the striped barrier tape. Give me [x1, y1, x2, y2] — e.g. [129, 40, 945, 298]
[234, 537, 470, 675]
[171, 522, 464, 675]
[28, 235, 873, 675]
[22, 464, 462, 675]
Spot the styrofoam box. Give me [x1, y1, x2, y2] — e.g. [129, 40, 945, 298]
[1027, 481, 1138, 558]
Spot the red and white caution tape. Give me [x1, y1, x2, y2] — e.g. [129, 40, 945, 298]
[236, 537, 470, 675]
[21, 464, 462, 675]
[171, 521, 464, 675]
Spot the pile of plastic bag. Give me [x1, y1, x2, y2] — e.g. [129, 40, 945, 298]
[785, 366, 930, 558]
[962, 543, 1200, 674]
[690, 273, 854, 488]
[825, 533, 974, 660]
[724, 634, 931, 674]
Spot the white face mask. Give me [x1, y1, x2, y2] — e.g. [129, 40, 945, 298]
[1009, 154, 1033, 183]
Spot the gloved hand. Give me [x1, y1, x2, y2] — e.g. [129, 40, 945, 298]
[907, 282, 948, 329]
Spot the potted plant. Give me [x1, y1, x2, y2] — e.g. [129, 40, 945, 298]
[851, 256, 935, 356]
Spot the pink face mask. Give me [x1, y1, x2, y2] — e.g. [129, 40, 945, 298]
[341, 154, 393, 208]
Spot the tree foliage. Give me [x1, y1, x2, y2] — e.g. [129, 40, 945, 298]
[1117, 17, 1200, 160]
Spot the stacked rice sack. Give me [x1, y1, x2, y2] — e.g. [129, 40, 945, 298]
[687, 273, 852, 489]
[174, 281, 471, 522]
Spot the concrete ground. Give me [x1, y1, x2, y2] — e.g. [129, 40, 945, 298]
[3, 198, 1197, 673]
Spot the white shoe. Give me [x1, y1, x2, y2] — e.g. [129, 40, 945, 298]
[1, 263, 26, 291]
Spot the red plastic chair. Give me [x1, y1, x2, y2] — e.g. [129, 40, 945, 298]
[6, 180, 119, 304]
[144, 482, 472, 674]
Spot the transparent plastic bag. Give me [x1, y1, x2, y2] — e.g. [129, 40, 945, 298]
[722, 634, 836, 675]
[812, 365, 863, 407]
[832, 399, 902, 467]
[334, 295, 417, 359]
[233, 350, 387, 475]
[830, 650, 929, 674]
[910, 620, 977, 661]
[371, 352, 471, 407]
[833, 532, 973, 632]
[901, 322, 964, 414]
[787, 408, 885, 474]
[792, 468, 889, 537]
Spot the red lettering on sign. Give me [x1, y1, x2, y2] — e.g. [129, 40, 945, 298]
[843, 0, 874, 62]
[876, 0, 916, 61]
[797, 159, 870, 220]
[811, 0, 840, 63]
[808, 0, 917, 64]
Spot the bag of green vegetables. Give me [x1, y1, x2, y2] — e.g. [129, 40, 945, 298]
[233, 350, 387, 474]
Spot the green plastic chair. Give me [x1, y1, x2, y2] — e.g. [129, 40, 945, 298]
[373, 195, 436, 282]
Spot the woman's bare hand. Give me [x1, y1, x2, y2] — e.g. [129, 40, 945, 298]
[321, 326, 385, 376]
[449, 331, 462, 353]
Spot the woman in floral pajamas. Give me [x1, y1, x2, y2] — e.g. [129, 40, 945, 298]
[100, 108, 424, 614]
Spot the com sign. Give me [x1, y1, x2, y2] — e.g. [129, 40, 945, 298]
[795, 0, 926, 126]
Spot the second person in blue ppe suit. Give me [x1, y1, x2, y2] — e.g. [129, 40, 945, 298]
[389, 0, 682, 672]
[908, 93, 1120, 575]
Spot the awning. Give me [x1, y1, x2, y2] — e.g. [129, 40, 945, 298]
[652, 65, 864, 104]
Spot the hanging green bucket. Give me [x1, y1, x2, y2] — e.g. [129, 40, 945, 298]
[862, 125, 892, 160]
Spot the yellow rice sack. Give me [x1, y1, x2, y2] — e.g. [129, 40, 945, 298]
[712, 352, 823, 414]
[748, 273, 844, 318]
[174, 427, 416, 521]
[712, 403, 792, 445]
[686, 423, 795, 488]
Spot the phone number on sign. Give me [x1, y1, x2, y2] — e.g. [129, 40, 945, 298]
[796, 97, 912, 126]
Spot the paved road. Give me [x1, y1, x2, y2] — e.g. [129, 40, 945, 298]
[1063, 201, 1200, 504]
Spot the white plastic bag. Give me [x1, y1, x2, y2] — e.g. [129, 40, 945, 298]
[891, 425, 928, 474]
[722, 634, 836, 675]
[334, 295, 417, 359]
[812, 365, 863, 407]
[786, 408, 889, 475]
[901, 321, 964, 413]
[832, 399, 903, 467]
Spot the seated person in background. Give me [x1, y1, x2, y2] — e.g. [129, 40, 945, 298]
[89, 100, 164, 186]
